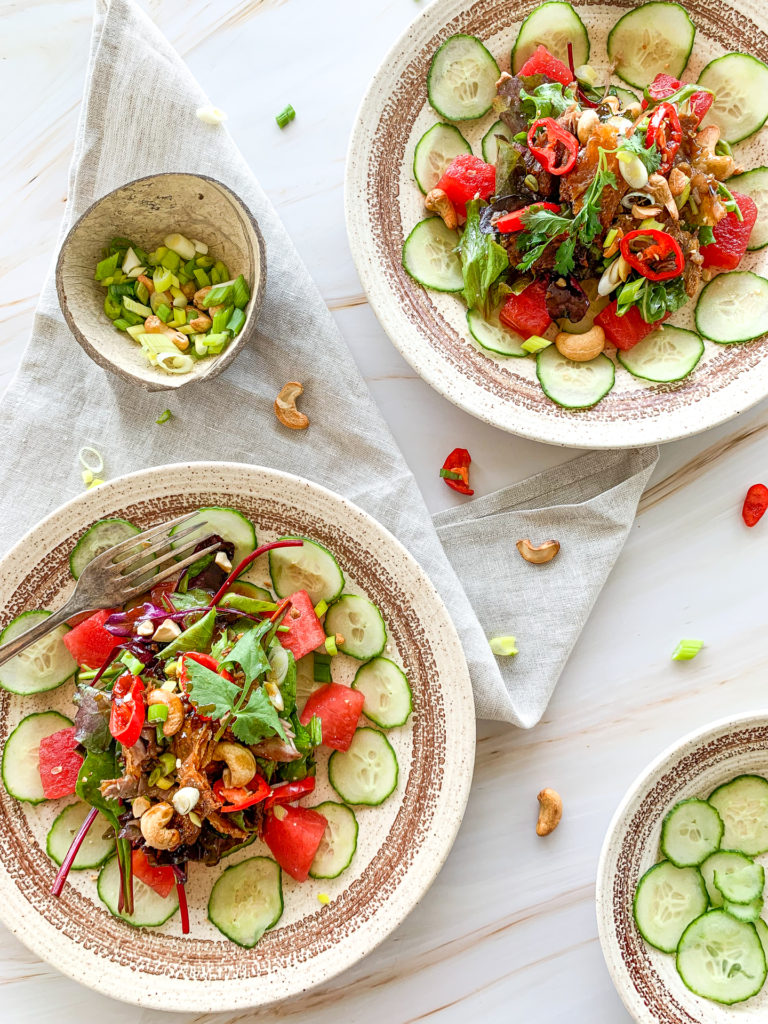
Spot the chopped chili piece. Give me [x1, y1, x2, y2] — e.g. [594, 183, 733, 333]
[440, 448, 474, 496]
[109, 673, 145, 747]
[641, 73, 681, 108]
[689, 90, 713, 123]
[742, 484, 768, 527]
[213, 775, 271, 811]
[527, 118, 579, 176]
[495, 202, 561, 233]
[645, 102, 682, 174]
[619, 229, 684, 282]
[263, 777, 316, 810]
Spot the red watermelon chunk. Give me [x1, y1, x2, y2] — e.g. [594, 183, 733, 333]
[300, 683, 365, 751]
[132, 848, 176, 899]
[517, 45, 574, 87]
[279, 590, 326, 661]
[262, 804, 328, 882]
[435, 154, 496, 218]
[499, 280, 553, 339]
[595, 301, 669, 351]
[700, 193, 758, 270]
[62, 609, 122, 669]
[39, 728, 83, 799]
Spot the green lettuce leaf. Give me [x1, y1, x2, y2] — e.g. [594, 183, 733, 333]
[459, 200, 509, 315]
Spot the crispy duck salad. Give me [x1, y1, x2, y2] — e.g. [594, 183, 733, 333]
[0, 509, 411, 947]
[404, 2, 768, 408]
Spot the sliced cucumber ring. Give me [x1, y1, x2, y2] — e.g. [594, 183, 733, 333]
[208, 857, 283, 947]
[618, 326, 704, 383]
[0, 610, 77, 695]
[714, 862, 765, 905]
[660, 798, 724, 867]
[47, 802, 115, 869]
[607, 2, 695, 89]
[402, 218, 463, 293]
[413, 123, 471, 194]
[725, 897, 764, 923]
[428, 34, 499, 121]
[329, 727, 399, 806]
[481, 120, 509, 165]
[310, 802, 359, 879]
[677, 910, 766, 1004]
[512, 2, 589, 73]
[169, 506, 256, 567]
[228, 580, 273, 602]
[755, 918, 768, 959]
[269, 536, 344, 605]
[610, 86, 639, 111]
[709, 775, 768, 855]
[467, 308, 527, 357]
[69, 519, 140, 580]
[699, 53, 768, 144]
[2, 711, 73, 804]
[633, 861, 708, 953]
[696, 272, 768, 345]
[536, 347, 615, 409]
[352, 657, 412, 729]
[325, 595, 387, 661]
[701, 851, 756, 908]
[726, 167, 768, 250]
[98, 854, 179, 927]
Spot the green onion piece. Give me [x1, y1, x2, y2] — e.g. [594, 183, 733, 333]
[314, 661, 332, 683]
[227, 307, 246, 336]
[212, 304, 232, 334]
[514, 131, 527, 143]
[489, 636, 518, 656]
[148, 704, 169, 723]
[104, 295, 122, 321]
[109, 236, 136, 252]
[325, 635, 338, 656]
[275, 104, 296, 128]
[639, 218, 664, 231]
[603, 228, 618, 251]
[688, 195, 699, 216]
[172, 307, 186, 327]
[314, 652, 332, 665]
[156, 409, 173, 424]
[193, 268, 210, 288]
[120, 650, 145, 675]
[160, 249, 181, 273]
[521, 335, 551, 354]
[524, 174, 538, 191]
[113, 318, 130, 331]
[232, 274, 250, 309]
[716, 139, 733, 157]
[195, 254, 215, 269]
[214, 261, 230, 280]
[717, 181, 743, 221]
[153, 267, 173, 293]
[158, 751, 176, 775]
[205, 281, 235, 307]
[276, 624, 289, 633]
[148, 767, 163, 786]
[156, 303, 172, 323]
[95, 251, 120, 281]
[136, 282, 150, 305]
[672, 638, 703, 661]
[314, 600, 328, 618]
[81, 469, 93, 485]
[439, 468, 463, 481]
[78, 446, 104, 474]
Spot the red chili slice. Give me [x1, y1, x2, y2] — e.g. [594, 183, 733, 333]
[109, 673, 145, 747]
[742, 484, 768, 527]
[213, 775, 271, 811]
[645, 102, 682, 174]
[495, 202, 561, 233]
[619, 229, 684, 282]
[527, 118, 578, 176]
[440, 448, 474, 496]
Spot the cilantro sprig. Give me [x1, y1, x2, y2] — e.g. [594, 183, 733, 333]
[616, 132, 662, 175]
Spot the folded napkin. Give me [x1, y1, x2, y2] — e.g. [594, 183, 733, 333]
[0, 0, 658, 728]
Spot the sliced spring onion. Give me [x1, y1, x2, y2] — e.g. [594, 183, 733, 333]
[227, 307, 246, 336]
[314, 600, 328, 618]
[156, 409, 173, 425]
[212, 305, 232, 333]
[163, 233, 196, 261]
[78, 446, 104, 474]
[325, 635, 338, 656]
[490, 636, 518, 656]
[81, 469, 93, 485]
[275, 104, 296, 128]
[193, 268, 210, 288]
[147, 704, 168, 723]
[156, 303, 172, 323]
[232, 274, 250, 309]
[95, 252, 120, 281]
[672, 639, 703, 661]
[205, 281, 234, 306]
[440, 469, 463, 481]
[157, 351, 195, 374]
[196, 103, 227, 124]
[521, 335, 552, 354]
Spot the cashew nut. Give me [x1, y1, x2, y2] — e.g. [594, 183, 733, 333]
[554, 324, 605, 361]
[193, 285, 212, 308]
[576, 108, 599, 145]
[147, 688, 184, 737]
[137, 274, 155, 295]
[152, 618, 181, 643]
[516, 538, 560, 564]
[668, 166, 690, 198]
[131, 796, 151, 818]
[601, 94, 621, 114]
[143, 315, 189, 351]
[188, 311, 212, 333]
[274, 381, 309, 430]
[214, 741, 257, 788]
[425, 188, 458, 230]
[536, 788, 563, 836]
[140, 802, 181, 850]
[631, 203, 663, 219]
[647, 173, 679, 221]
[181, 280, 197, 300]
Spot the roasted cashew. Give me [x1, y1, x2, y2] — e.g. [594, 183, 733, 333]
[140, 802, 181, 850]
[516, 538, 560, 564]
[147, 688, 184, 737]
[214, 741, 257, 788]
[647, 173, 679, 221]
[425, 188, 458, 230]
[137, 273, 155, 295]
[536, 788, 563, 836]
[668, 167, 690, 198]
[577, 108, 599, 145]
[274, 381, 309, 430]
[193, 285, 212, 308]
[554, 325, 605, 362]
[143, 315, 189, 352]
[188, 311, 212, 333]
[631, 203, 662, 219]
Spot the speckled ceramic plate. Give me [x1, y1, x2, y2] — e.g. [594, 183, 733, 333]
[0, 463, 474, 1012]
[346, 0, 768, 448]
[596, 712, 768, 1022]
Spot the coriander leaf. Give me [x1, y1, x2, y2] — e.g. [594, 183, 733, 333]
[617, 132, 662, 175]
[553, 235, 577, 277]
[184, 658, 243, 719]
[459, 200, 509, 315]
[698, 225, 716, 246]
[210, 627, 231, 661]
[519, 82, 578, 121]
[223, 621, 271, 682]
[230, 685, 285, 745]
[291, 710, 322, 754]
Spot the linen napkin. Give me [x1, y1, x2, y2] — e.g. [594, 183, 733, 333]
[0, 0, 658, 729]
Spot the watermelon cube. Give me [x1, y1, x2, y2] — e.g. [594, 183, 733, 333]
[62, 609, 122, 669]
[300, 683, 365, 751]
[279, 590, 327, 661]
[39, 728, 83, 799]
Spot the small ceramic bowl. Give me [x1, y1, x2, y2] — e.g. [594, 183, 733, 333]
[56, 172, 266, 391]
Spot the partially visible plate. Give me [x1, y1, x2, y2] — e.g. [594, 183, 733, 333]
[0, 462, 475, 1011]
[346, 0, 768, 448]
[597, 712, 768, 1023]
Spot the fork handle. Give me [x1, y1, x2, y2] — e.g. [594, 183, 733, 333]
[0, 598, 87, 668]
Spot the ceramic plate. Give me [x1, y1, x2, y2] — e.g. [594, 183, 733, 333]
[346, 0, 768, 448]
[597, 712, 768, 1022]
[0, 463, 475, 1011]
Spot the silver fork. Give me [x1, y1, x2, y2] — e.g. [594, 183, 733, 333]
[0, 512, 222, 668]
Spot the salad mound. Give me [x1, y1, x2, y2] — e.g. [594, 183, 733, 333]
[403, 2, 768, 409]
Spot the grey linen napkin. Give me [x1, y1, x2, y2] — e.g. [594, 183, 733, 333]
[0, 0, 658, 729]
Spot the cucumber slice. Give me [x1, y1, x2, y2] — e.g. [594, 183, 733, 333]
[69, 518, 140, 579]
[0, 611, 77, 695]
[481, 120, 509, 165]
[309, 802, 359, 879]
[726, 167, 768, 250]
[512, 2, 589, 73]
[228, 580, 273, 602]
[695, 272, 768, 345]
[269, 536, 344, 605]
[413, 123, 471, 194]
[47, 802, 115, 869]
[715, 862, 765, 905]
[699, 54, 768, 144]
[725, 897, 764, 923]
[467, 308, 527, 357]
[169, 506, 256, 566]
[610, 85, 639, 111]
[207, 857, 283, 947]
[755, 918, 768, 959]
[352, 657, 412, 728]
[701, 851, 755, 908]
[709, 775, 768, 855]
[677, 910, 766, 1004]
[607, 3, 695, 89]
[1, 711, 73, 804]
[428, 34, 500, 121]
[633, 861, 708, 952]
[618, 326, 704, 383]
[402, 218, 463, 293]
[325, 595, 386, 661]
[660, 798, 724, 867]
[329, 727, 399, 806]
[536, 347, 615, 409]
[97, 854, 179, 927]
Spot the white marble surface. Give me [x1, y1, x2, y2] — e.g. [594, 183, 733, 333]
[3, 1, 768, 1021]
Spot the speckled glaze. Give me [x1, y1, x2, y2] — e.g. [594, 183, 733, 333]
[56, 173, 266, 391]
[345, 0, 768, 448]
[597, 712, 768, 1022]
[0, 463, 475, 1011]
